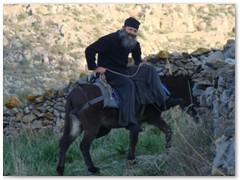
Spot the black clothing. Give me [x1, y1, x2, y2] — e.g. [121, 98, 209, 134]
[85, 31, 142, 73]
[124, 17, 140, 30]
[85, 31, 168, 128]
[104, 65, 169, 127]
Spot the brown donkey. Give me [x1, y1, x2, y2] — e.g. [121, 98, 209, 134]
[56, 75, 196, 175]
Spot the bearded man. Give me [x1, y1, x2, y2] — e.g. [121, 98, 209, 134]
[85, 17, 182, 133]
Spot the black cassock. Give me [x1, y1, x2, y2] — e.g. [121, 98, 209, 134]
[105, 65, 168, 126]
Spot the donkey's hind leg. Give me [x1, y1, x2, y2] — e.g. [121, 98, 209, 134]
[57, 113, 83, 176]
[80, 125, 101, 174]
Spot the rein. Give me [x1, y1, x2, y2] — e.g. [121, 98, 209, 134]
[106, 64, 143, 78]
[99, 75, 114, 100]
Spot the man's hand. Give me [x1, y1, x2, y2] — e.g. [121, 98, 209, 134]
[94, 67, 106, 74]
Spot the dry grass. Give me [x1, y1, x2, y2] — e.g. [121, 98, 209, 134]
[157, 106, 226, 176]
[3, 106, 222, 176]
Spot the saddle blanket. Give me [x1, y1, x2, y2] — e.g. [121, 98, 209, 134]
[78, 75, 119, 108]
[93, 82, 119, 108]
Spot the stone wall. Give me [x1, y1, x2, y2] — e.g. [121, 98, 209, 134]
[3, 39, 235, 175]
[147, 39, 235, 175]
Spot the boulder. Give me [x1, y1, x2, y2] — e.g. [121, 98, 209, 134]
[191, 47, 211, 57]
[5, 96, 22, 109]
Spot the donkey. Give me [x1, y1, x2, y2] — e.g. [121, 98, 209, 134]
[56, 75, 196, 175]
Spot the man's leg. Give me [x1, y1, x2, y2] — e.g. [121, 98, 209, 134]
[129, 65, 168, 104]
[129, 65, 183, 109]
[106, 72, 142, 132]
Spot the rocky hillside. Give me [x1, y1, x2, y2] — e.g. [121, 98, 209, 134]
[3, 4, 235, 100]
[3, 39, 235, 175]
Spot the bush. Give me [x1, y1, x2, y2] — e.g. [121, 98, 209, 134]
[17, 90, 32, 105]
[3, 16, 12, 26]
[32, 20, 42, 30]
[19, 58, 30, 66]
[158, 108, 214, 175]
[18, 13, 28, 22]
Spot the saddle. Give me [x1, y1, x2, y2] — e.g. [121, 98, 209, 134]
[78, 73, 119, 109]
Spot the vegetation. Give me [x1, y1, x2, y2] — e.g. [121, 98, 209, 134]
[17, 90, 32, 104]
[3, 108, 215, 176]
[18, 13, 28, 22]
[19, 58, 30, 66]
[31, 20, 42, 30]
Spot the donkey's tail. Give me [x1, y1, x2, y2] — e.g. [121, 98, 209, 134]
[62, 91, 84, 139]
[63, 95, 74, 134]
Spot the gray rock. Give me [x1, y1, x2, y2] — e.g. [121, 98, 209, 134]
[224, 46, 235, 59]
[32, 120, 43, 130]
[192, 85, 205, 97]
[207, 51, 225, 62]
[21, 113, 37, 123]
[224, 125, 235, 139]
[171, 52, 184, 60]
[24, 106, 30, 114]
[53, 109, 61, 117]
[220, 89, 231, 104]
[205, 87, 216, 106]
[10, 107, 20, 116]
[207, 61, 227, 70]
[225, 58, 235, 65]
[212, 136, 235, 176]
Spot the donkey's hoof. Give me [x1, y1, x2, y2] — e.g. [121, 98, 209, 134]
[56, 167, 64, 176]
[128, 159, 137, 165]
[165, 142, 172, 149]
[56, 172, 63, 176]
[88, 166, 100, 174]
[165, 144, 171, 149]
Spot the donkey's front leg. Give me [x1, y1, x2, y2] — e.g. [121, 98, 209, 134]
[127, 132, 139, 165]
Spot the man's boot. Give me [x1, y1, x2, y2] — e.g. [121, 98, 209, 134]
[162, 97, 184, 110]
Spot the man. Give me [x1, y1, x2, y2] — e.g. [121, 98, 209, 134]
[85, 17, 182, 133]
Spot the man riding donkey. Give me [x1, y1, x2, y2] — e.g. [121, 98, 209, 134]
[85, 17, 183, 133]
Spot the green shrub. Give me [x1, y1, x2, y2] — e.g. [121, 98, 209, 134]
[21, 39, 32, 51]
[18, 13, 28, 22]
[17, 90, 32, 105]
[19, 58, 30, 66]
[3, 16, 12, 26]
[32, 20, 42, 30]
[33, 55, 42, 62]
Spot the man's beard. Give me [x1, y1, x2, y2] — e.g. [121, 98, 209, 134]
[119, 30, 137, 51]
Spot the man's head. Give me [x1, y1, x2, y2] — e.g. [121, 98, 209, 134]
[119, 17, 140, 50]
[124, 17, 140, 30]
[123, 17, 140, 38]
